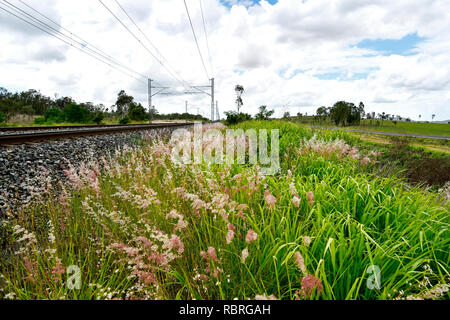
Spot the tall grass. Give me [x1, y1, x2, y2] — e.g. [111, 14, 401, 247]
[0, 121, 448, 300]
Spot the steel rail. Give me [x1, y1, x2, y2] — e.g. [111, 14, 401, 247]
[0, 123, 194, 145]
[0, 123, 183, 132]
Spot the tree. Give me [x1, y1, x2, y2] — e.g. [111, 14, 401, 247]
[0, 111, 5, 124]
[255, 105, 274, 120]
[62, 103, 90, 123]
[115, 90, 134, 115]
[329, 101, 352, 126]
[329, 101, 365, 126]
[283, 111, 291, 119]
[357, 102, 365, 121]
[55, 96, 75, 111]
[21, 105, 35, 120]
[316, 106, 329, 123]
[44, 107, 63, 122]
[224, 111, 252, 125]
[235, 85, 244, 113]
[128, 102, 147, 121]
[0, 98, 20, 122]
[432, 114, 436, 121]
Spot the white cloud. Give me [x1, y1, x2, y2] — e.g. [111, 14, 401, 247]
[0, 0, 449, 121]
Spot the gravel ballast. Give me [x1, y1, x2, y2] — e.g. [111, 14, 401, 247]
[0, 127, 183, 218]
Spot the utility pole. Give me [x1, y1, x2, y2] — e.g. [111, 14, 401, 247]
[185, 101, 188, 114]
[148, 78, 152, 124]
[211, 78, 215, 122]
[216, 101, 219, 121]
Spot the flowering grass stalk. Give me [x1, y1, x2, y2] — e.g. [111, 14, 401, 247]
[0, 121, 448, 300]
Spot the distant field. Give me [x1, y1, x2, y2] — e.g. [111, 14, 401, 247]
[350, 120, 450, 137]
[355, 133, 450, 154]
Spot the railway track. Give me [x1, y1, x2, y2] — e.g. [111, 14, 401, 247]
[0, 123, 191, 132]
[0, 123, 193, 145]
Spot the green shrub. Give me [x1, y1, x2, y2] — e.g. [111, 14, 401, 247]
[119, 117, 130, 124]
[44, 107, 63, 122]
[224, 111, 252, 125]
[33, 117, 46, 125]
[0, 111, 5, 124]
[128, 103, 147, 121]
[61, 104, 90, 123]
[92, 112, 104, 124]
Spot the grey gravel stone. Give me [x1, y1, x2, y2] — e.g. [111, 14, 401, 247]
[0, 127, 183, 219]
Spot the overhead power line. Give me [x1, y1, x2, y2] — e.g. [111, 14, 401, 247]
[98, 0, 188, 89]
[112, 0, 191, 89]
[15, 0, 148, 81]
[183, 0, 210, 82]
[198, 0, 214, 77]
[0, 1, 147, 84]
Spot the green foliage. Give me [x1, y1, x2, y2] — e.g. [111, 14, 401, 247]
[115, 90, 134, 116]
[255, 105, 275, 120]
[44, 107, 63, 122]
[152, 112, 207, 122]
[127, 103, 147, 121]
[1, 120, 448, 300]
[62, 103, 90, 123]
[0, 98, 20, 122]
[0, 111, 5, 124]
[92, 112, 104, 124]
[33, 117, 46, 125]
[224, 111, 252, 125]
[119, 117, 130, 124]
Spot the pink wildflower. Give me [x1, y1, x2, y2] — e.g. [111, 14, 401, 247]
[265, 190, 277, 208]
[289, 182, 297, 195]
[362, 156, 371, 165]
[292, 195, 301, 208]
[303, 236, 312, 247]
[207, 247, 219, 262]
[192, 198, 206, 211]
[136, 236, 153, 250]
[300, 275, 323, 298]
[200, 251, 208, 261]
[307, 191, 314, 206]
[212, 267, 223, 278]
[246, 229, 258, 243]
[226, 229, 235, 244]
[294, 252, 306, 274]
[255, 294, 278, 300]
[24, 257, 36, 283]
[241, 248, 249, 263]
[170, 235, 184, 254]
[237, 204, 248, 211]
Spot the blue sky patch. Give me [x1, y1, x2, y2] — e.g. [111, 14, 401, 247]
[220, 0, 278, 9]
[356, 33, 424, 56]
[315, 72, 370, 81]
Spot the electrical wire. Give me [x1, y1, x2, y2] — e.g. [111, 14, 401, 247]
[0, 2, 146, 84]
[198, 0, 214, 77]
[183, 0, 210, 82]
[98, 0, 187, 89]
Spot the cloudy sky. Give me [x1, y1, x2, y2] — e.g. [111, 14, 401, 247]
[1, 0, 449, 120]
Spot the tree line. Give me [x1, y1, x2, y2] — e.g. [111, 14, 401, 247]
[0, 87, 207, 125]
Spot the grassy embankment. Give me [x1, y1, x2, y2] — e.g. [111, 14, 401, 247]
[0, 121, 448, 300]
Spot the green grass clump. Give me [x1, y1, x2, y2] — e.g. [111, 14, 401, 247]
[0, 121, 448, 300]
